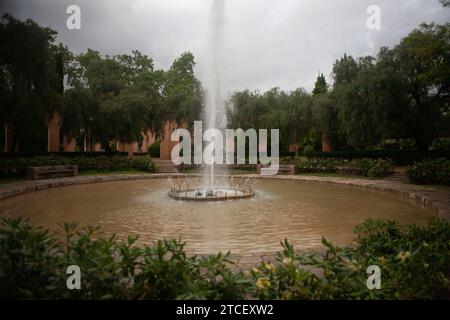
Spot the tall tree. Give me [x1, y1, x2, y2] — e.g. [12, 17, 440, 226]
[332, 23, 450, 150]
[332, 54, 359, 86]
[0, 14, 66, 151]
[333, 56, 387, 149]
[312, 73, 328, 95]
[388, 23, 450, 150]
[63, 49, 166, 149]
[312, 73, 339, 151]
[228, 87, 312, 154]
[163, 52, 203, 128]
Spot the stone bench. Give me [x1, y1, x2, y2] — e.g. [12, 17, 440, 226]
[256, 164, 295, 175]
[26, 165, 79, 180]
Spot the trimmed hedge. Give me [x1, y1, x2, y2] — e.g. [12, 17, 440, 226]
[301, 150, 450, 166]
[0, 151, 131, 158]
[0, 217, 449, 299]
[0, 155, 155, 177]
[295, 158, 393, 177]
[405, 158, 450, 185]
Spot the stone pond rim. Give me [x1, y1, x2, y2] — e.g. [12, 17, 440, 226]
[0, 173, 448, 219]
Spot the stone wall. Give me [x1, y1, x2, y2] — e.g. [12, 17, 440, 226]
[4, 113, 174, 157]
[160, 121, 181, 160]
[116, 130, 156, 154]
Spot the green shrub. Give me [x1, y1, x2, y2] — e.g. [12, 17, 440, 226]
[299, 150, 450, 166]
[367, 159, 393, 177]
[0, 155, 155, 177]
[128, 156, 155, 173]
[295, 158, 392, 177]
[432, 138, 450, 151]
[1, 217, 449, 299]
[0, 218, 249, 299]
[250, 218, 450, 300]
[148, 141, 161, 158]
[295, 158, 339, 173]
[405, 158, 450, 185]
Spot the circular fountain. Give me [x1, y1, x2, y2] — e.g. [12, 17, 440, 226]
[168, 176, 256, 201]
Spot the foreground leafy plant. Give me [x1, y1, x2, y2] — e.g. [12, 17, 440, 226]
[0, 217, 449, 300]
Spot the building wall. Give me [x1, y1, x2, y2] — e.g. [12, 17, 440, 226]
[4, 112, 177, 157]
[116, 130, 156, 154]
[86, 142, 103, 152]
[117, 141, 138, 153]
[160, 120, 181, 160]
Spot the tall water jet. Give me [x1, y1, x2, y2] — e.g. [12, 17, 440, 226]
[205, 0, 226, 130]
[167, 0, 256, 201]
[204, 0, 226, 188]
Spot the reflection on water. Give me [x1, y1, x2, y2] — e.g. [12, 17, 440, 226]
[0, 179, 432, 254]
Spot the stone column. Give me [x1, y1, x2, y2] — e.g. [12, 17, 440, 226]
[321, 137, 332, 152]
[63, 136, 77, 152]
[47, 112, 61, 152]
[94, 142, 103, 152]
[4, 123, 18, 152]
[160, 120, 179, 160]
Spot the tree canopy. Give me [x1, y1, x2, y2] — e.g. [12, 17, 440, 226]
[0, 14, 69, 151]
[229, 22, 450, 152]
[1, 13, 449, 153]
[332, 23, 450, 150]
[62, 49, 202, 151]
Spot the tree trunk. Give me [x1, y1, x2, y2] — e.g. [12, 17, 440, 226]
[11, 132, 19, 153]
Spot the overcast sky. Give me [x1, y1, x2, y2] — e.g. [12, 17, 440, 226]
[1, 0, 449, 93]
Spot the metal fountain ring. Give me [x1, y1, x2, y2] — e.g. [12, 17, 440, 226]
[167, 176, 256, 201]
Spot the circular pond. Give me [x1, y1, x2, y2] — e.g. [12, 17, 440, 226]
[0, 178, 432, 254]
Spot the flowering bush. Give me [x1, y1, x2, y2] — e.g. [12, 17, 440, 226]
[295, 158, 392, 177]
[249, 219, 450, 299]
[405, 158, 450, 185]
[0, 218, 449, 299]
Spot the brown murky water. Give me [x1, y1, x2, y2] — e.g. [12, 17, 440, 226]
[0, 179, 432, 254]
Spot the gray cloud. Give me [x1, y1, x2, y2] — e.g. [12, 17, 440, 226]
[2, 0, 449, 93]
